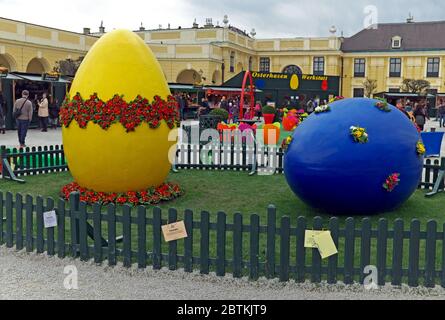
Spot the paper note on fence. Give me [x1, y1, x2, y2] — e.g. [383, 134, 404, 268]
[162, 221, 188, 242]
[304, 230, 324, 248]
[313, 231, 338, 259]
[43, 210, 58, 228]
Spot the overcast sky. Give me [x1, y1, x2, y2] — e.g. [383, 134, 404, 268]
[1, 0, 444, 38]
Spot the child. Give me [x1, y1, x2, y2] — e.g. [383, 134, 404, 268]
[254, 101, 262, 120]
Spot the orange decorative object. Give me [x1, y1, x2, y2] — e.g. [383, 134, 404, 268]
[283, 116, 298, 131]
[263, 124, 281, 145]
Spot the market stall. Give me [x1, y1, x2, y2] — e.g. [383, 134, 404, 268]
[0, 72, 70, 130]
[223, 71, 340, 110]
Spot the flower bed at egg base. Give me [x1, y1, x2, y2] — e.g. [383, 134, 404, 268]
[61, 182, 183, 206]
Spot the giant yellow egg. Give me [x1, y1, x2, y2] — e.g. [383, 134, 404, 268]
[62, 29, 177, 193]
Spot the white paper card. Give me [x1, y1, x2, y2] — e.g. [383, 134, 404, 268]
[44, 210, 58, 228]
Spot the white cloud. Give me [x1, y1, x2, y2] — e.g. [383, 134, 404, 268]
[0, 0, 444, 37]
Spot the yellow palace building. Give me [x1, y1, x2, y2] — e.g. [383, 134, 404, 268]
[1, 16, 445, 99]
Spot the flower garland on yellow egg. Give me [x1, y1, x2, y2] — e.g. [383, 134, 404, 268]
[60, 93, 180, 132]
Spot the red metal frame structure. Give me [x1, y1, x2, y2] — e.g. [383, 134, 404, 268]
[239, 71, 255, 119]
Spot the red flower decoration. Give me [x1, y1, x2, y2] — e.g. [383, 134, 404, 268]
[61, 182, 183, 206]
[383, 173, 400, 192]
[60, 93, 180, 133]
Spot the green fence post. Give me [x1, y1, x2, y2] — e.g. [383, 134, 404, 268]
[107, 204, 117, 266]
[408, 219, 421, 287]
[57, 199, 66, 259]
[69, 192, 80, 257]
[328, 217, 340, 284]
[216, 211, 227, 277]
[36, 196, 44, 254]
[46, 197, 55, 256]
[168, 208, 178, 271]
[152, 207, 162, 270]
[233, 213, 243, 278]
[79, 202, 89, 261]
[184, 209, 193, 273]
[391, 219, 404, 286]
[266, 205, 276, 279]
[377, 218, 388, 286]
[0, 191, 3, 245]
[359, 218, 372, 284]
[93, 203, 103, 264]
[15, 193, 23, 251]
[425, 220, 438, 288]
[200, 211, 210, 275]
[442, 223, 445, 288]
[344, 217, 355, 285]
[25, 195, 34, 253]
[122, 205, 132, 268]
[295, 216, 307, 283]
[250, 214, 260, 281]
[5, 192, 13, 248]
[311, 217, 323, 283]
[280, 216, 291, 282]
[137, 206, 147, 269]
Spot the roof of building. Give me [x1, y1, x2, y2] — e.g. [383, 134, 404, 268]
[342, 21, 445, 52]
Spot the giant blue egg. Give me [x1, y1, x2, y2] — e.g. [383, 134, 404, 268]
[284, 98, 423, 215]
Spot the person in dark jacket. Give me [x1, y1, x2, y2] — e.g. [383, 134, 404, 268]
[414, 103, 429, 131]
[48, 97, 60, 129]
[0, 91, 5, 134]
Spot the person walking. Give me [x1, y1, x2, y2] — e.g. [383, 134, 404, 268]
[0, 91, 6, 134]
[13, 90, 33, 148]
[438, 99, 445, 128]
[49, 97, 60, 129]
[306, 98, 315, 114]
[414, 102, 429, 131]
[37, 93, 49, 132]
[220, 96, 229, 113]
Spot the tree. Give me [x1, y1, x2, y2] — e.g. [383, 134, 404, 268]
[400, 79, 431, 95]
[55, 56, 84, 76]
[363, 78, 378, 98]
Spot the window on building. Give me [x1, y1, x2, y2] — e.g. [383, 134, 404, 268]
[354, 58, 366, 77]
[282, 65, 303, 75]
[353, 88, 365, 97]
[389, 58, 402, 77]
[313, 57, 325, 75]
[259, 57, 270, 72]
[230, 51, 235, 73]
[392, 36, 402, 49]
[427, 57, 440, 78]
[428, 89, 438, 97]
[248, 57, 253, 71]
[388, 88, 400, 93]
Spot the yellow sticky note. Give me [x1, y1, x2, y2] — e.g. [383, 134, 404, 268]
[304, 230, 324, 248]
[313, 231, 338, 259]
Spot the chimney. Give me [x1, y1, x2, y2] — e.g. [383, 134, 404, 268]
[204, 18, 214, 28]
[99, 21, 105, 33]
[83, 27, 91, 35]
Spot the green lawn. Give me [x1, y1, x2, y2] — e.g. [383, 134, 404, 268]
[1, 169, 445, 226]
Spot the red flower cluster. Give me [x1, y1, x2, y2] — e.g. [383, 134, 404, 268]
[61, 182, 183, 206]
[60, 93, 180, 132]
[383, 173, 401, 192]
